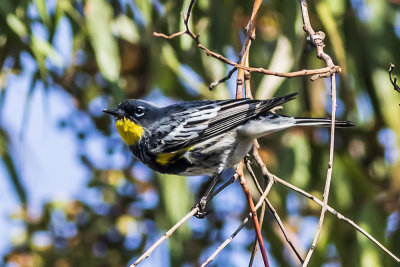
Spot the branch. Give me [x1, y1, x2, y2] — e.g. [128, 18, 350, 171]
[388, 64, 400, 106]
[273, 176, 400, 263]
[245, 159, 304, 264]
[130, 208, 199, 267]
[302, 74, 337, 266]
[153, 0, 339, 82]
[249, 198, 266, 266]
[237, 161, 269, 267]
[298, 1, 339, 264]
[253, 148, 400, 264]
[299, 0, 335, 68]
[235, 0, 262, 98]
[232, 1, 269, 265]
[201, 175, 275, 266]
[209, 67, 237, 90]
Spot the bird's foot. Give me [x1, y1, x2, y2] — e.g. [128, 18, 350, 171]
[191, 196, 210, 219]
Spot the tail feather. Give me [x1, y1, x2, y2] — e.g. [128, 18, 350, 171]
[238, 115, 353, 139]
[294, 117, 354, 127]
[258, 93, 298, 115]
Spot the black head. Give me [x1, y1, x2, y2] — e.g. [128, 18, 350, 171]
[103, 99, 159, 125]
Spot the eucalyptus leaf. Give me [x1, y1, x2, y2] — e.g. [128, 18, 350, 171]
[85, 0, 121, 82]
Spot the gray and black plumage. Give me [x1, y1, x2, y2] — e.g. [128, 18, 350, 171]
[103, 93, 352, 176]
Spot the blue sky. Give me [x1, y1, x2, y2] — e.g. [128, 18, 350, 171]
[0, 58, 89, 258]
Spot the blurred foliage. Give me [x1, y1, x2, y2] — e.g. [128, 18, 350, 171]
[1, 0, 400, 266]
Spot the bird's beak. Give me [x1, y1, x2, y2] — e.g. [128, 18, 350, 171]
[103, 108, 124, 117]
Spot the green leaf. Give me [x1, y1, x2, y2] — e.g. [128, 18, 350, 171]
[288, 134, 310, 188]
[135, 0, 151, 25]
[256, 35, 293, 99]
[0, 129, 27, 205]
[31, 36, 64, 67]
[85, 0, 121, 82]
[6, 14, 28, 37]
[157, 173, 192, 225]
[317, 1, 347, 71]
[34, 0, 50, 26]
[161, 44, 213, 98]
[112, 15, 140, 43]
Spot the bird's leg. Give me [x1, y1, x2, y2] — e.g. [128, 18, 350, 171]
[192, 173, 221, 218]
[193, 172, 238, 219]
[206, 173, 238, 201]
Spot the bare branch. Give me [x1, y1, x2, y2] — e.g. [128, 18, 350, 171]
[388, 64, 400, 105]
[273, 176, 400, 263]
[299, 0, 335, 68]
[245, 159, 304, 264]
[302, 74, 337, 266]
[209, 67, 237, 90]
[153, 0, 339, 82]
[237, 161, 269, 267]
[153, 31, 185, 39]
[298, 1, 339, 264]
[249, 200, 266, 266]
[201, 176, 275, 267]
[231, 1, 270, 265]
[130, 208, 199, 267]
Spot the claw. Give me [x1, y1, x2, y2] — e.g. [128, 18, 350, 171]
[191, 196, 210, 219]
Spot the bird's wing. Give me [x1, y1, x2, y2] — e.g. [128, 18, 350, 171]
[152, 93, 298, 153]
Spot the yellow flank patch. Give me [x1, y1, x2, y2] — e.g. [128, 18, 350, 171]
[156, 146, 193, 166]
[115, 117, 143, 146]
[156, 152, 178, 166]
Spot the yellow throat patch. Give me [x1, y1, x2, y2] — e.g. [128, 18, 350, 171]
[115, 117, 143, 146]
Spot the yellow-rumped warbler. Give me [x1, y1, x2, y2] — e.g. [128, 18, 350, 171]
[103, 93, 351, 216]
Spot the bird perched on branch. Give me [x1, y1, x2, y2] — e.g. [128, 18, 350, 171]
[104, 93, 352, 217]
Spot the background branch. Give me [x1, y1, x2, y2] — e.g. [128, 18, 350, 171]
[274, 176, 400, 263]
[298, 0, 339, 264]
[302, 74, 337, 266]
[245, 159, 304, 264]
[130, 208, 199, 267]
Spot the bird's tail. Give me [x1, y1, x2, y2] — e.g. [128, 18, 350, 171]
[237, 114, 353, 139]
[294, 117, 354, 128]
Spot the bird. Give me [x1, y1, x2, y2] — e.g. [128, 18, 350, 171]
[103, 93, 352, 216]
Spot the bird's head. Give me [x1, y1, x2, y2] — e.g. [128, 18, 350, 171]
[103, 99, 157, 146]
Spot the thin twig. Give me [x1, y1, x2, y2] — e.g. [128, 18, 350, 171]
[153, 28, 340, 79]
[298, 0, 339, 264]
[153, 31, 185, 39]
[201, 214, 251, 267]
[245, 159, 304, 264]
[252, 140, 400, 264]
[254, 144, 400, 265]
[130, 208, 199, 266]
[248, 200, 266, 267]
[235, 0, 262, 98]
[240, 20, 263, 266]
[232, 2, 270, 263]
[201, 176, 275, 267]
[388, 64, 400, 106]
[153, 0, 339, 81]
[299, 0, 335, 68]
[209, 67, 237, 90]
[237, 161, 269, 267]
[302, 74, 337, 266]
[244, 63, 253, 99]
[273, 176, 400, 263]
[246, 156, 263, 266]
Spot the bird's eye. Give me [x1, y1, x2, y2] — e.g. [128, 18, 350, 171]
[135, 106, 145, 117]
